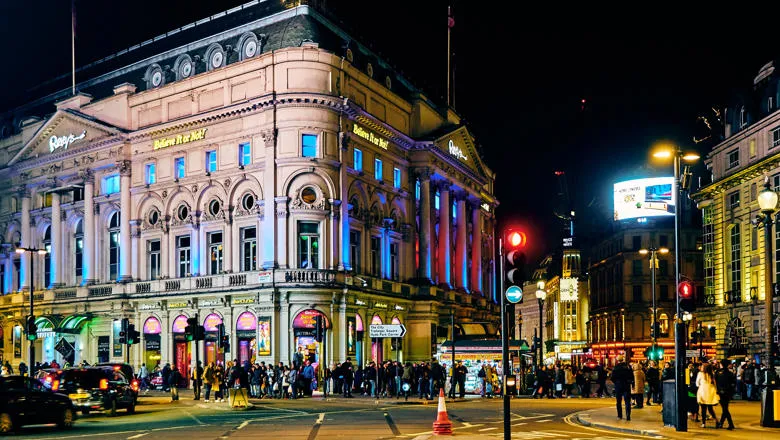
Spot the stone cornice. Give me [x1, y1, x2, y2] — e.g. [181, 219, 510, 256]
[692, 154, 780, 201]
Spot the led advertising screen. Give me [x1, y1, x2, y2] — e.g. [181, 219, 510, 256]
[614, 177, 675, 221]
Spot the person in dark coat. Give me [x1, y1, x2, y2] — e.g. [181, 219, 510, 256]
[610, 356, 634, 421]
[716, 359, 736, 430]
[342, 357, 354, 397]
[169, 366, 182, 401]
[162, 363, 172, 392]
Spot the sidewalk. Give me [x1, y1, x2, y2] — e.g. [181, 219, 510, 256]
[574, 400, 771, 439]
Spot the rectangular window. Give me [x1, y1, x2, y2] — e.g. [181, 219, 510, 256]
[298, 221, 320, 269]
[752, 227, 758, 251]
[350, 230, 362, 274]
[13, 259, 20, 292]
[390, 242, 399, 281]
[176, 235, 191, 278]
[730, 224, 741, 294]
[44, 241, 51, 287]
[658, 259, 668, 276]
[632, 260, 643, 276]
[147, 239, 161, 280]
[302, 134, 317, 158]
[415, 180, 421, 200]
[208, 231, 223, 275]
[206, 150, 217, 173]
[103, 174, 120, 195]
[239, 142, 251, 167]
[633, 285, 642, 303]
[728, 191, 740, 210]
[727, 149, 739, 169]
[174, 157, 186, 180]
[72, 187, 84, 202]
[703, 205, 715, 304]
[659, 284, 669, 301]
[750, 139, 757, 158]
[145, 163, 156, 185]
[353, 148, 363, 172]
[632, 235, 641, 250]
[370, 236, 381, 276]
[435, 191, 440, 210]
[109, 230, 120, 281]
[393, 167, 401, 189]
[75, 236, 83, 280]
[659, 235, 668, 247]
[374, 158, 383, 181]
[772, 127, 780, 149]
[240, 227, 257, 272]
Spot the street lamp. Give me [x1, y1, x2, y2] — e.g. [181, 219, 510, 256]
[652, 143, 699, 432]
[755, 177, 779, 399]
[15, 246, 48, 373]
[639, 247, 669, 348]
[535, 281, 546, 369]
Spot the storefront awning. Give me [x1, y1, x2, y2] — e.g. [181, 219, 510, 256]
[440, 339, 529, 352]
[56, 314, 92, 334]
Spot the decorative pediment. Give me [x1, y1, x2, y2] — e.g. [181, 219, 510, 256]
[434, 126, 488, 179]
[9, 109, 123, 165]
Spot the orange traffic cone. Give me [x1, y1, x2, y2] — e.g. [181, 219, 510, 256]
[432, 388, 453, 435]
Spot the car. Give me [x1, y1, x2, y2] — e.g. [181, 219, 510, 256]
[55, 367, 136, 416]
[0, 375, 75, 433]
[149, 371, 165, 390]
[35, 368, 64, 390]
[93, 363, 139, 401]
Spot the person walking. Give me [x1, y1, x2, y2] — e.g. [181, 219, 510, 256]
[645, 361, 659, 405]
[162, 362, 171, 392]
[611, 355, 634, 421]
[139, 363, 149, 393]
[203, 362, 215, 402]
[715, 359, 736, 430]
[191, 360, 203, 400]
[696, 363, 719, 428]
[596, 364, 611, 397]
[631, 363, 645, 408]
[169, 366, 182, 401]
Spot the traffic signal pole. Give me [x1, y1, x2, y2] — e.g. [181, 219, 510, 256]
[498, 237, 510, 440]
[673, 153, 687, 432]
[28, 250, 35, 373]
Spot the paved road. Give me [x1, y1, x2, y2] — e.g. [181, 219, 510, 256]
[13, 393, 662, 439]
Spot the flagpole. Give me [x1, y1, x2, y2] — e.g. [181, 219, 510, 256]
[71, 0, 76, 96]
[446, 6, 451, 107]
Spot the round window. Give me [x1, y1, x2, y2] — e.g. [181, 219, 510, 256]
[149, 210, 159, 226]
[244, 39, 257, 58]
[151, 70, 163, 87]
[241, 193, 255, 211]
[208, 199, 221, 216]
[177, 205, 189, 221]
[211, 50, 223, 69]
[181, 61, 192, 78]
[301, 187, 317, 204]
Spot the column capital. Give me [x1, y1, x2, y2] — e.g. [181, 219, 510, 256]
[118, 160, 132, 176]
[433, 179, 452, 192]
[79, 168, 94, 183]
[275, 196, 290, 218]
[414, 167, 433, 181]
[16, 185, 30, 198]
[453, 189, 469, 201]
[261, 128, 277, 148]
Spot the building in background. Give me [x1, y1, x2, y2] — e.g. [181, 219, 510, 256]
[692, 61, 780, 362]
[0, 2, 498, 372]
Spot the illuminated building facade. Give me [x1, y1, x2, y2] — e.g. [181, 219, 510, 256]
[692, 61, 780, 361]
[0, 2, 498, 371]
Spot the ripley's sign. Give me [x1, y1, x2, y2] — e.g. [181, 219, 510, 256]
[49, 130, 86, 152]
[153, 128, 207, 150]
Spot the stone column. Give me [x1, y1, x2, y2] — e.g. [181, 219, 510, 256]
[50, 191, 62, 287]
[470, 201, 483, 295]
[130, 220, 141, 281]
[329, 199, 341, 270]
[191, 224, 200, 276]
[4, 256, 12, 293]
[437, 182, 451, 289]
[454, 192, 467, 292]
[339, 134, 350, 271]
[224, 215, 233, 273]
[417, 169, 432, 283]
[275, 197, 289, 269]
[82, 170, 96, 284]
[118, 161, 132, 282]
[20, 187, 31, 291]
[261, 129, 277, 269]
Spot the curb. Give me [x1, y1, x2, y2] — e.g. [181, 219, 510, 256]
[574, 413, 663, 438]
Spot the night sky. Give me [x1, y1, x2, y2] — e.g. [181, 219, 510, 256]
[0, 1, 777, 263]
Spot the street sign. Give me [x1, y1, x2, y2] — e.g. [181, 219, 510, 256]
[369, 324, 407, 338]
[686, 350, 699, 358]
[505, 285, 523, 303]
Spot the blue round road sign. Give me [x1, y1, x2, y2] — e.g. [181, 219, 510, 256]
[505, 285, 523, 303]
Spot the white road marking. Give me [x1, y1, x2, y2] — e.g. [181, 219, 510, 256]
[316, 412, 325, 424]
[237, 420, 250, 430]
[479, 427, 498, 431]
[182, 410, 205, 425]
[127, 434, 149, 440]
[513, 422, 527, 426]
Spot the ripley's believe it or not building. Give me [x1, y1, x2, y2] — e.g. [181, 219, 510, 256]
[0, 1, 498, 374]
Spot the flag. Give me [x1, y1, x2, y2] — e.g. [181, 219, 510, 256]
[448, 6, 455, 28]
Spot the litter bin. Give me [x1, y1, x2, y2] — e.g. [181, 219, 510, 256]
[662, 380, 676, 427]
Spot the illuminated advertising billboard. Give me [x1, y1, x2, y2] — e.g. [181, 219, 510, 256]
[613, 177, 675, 221]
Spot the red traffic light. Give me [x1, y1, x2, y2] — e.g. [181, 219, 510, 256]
[678, 280, 693, 299]
[506, 230, 526, 248]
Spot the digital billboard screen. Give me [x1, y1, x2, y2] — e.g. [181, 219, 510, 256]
[614, 177, 675, 221]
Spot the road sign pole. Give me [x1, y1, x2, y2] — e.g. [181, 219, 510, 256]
[499, 237, 510, 440]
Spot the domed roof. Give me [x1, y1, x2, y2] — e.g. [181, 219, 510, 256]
[754, 61, 775, 85]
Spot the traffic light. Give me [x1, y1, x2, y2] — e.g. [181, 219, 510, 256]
[26, 315, 37, 341]
[118, 318, 129, 344]
[504, 228, 528, 292]
[216, 323, 225, 345]
[126, 324, 140, 345]
[315, 315, 324, 343]
[678, 279, 695, 313]
[644, 344, 664, 361]
[185, 317, 197, 342]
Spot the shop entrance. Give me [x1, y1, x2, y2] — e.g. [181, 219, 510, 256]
[292, 309, 330, 369]
[203, 313, 224, 366]
[171, 315, 190, 387]
[236, 311, 257, 365]
[143, 317, 162, 370]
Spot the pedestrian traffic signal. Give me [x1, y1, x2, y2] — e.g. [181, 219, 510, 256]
[118, 318, 129, 344]
[678, 279, 695, 313]
[185, 317, 197, 342]
[126, 324, 140, 345]
[315, 314, 324, 343]
[216, 323, 225, 344]
[26, 315, 37, 341]
[504, 228, 528, 294]
[644, 344, 664, 361]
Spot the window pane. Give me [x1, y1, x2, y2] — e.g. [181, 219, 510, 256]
[302, 134, 317, 157]
[393, 167, 401, 188]
[103, 175, 120, 195]
[374, 159, 383, 180]
[239, 143, 251, 166]
[145, 163, 156, 184]
[206, 151, 217, 173]
[354, 148, 363, 171]
[175, 157, 185, 179]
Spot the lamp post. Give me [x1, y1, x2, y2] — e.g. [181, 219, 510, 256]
[639, 247, 669, 348]
[535, 281, 546, 369]
[652, 145, 699, 432]
[756, 177, 779, 417]
[15, 246, 48, 373]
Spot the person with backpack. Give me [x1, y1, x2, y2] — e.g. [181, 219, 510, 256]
[715, 359, 736, 430]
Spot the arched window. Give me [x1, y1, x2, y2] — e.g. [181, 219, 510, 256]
[108, 212, 120, 281]
[43, 226, 51, 288]
[74, 220, 83, 282]
[659, 313, 669, 335]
